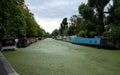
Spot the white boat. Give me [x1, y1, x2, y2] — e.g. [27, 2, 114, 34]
[1, 38, 17, 51]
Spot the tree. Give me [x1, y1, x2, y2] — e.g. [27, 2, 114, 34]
[109, 0, 120, 25]
[107, 0, 120, 47]
[79, 4, 94, 22]
[77, 30, 87, 37]
[59, 18, 68, 35]
[67, 15, 82, 35]
[88, 0, 110, 36]
[0, 0, 27, 38]
[51, 29, 59, 36]
[46, 32, 51, 37]
[0, 0, 34, 38]
[0, 0, 46, 38]
[76, 20, 97, 37]
[68, 25, 76, 35]
[111, 25, 120, 47]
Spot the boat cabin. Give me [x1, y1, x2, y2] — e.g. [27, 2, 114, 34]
[1, 38, 16, 51]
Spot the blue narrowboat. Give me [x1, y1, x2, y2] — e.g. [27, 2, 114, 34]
[71, 37, 115, 48]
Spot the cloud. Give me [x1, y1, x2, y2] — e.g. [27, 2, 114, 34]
[25, 0, 88, 33]
[104, 0, 113, 12]
[35, 17, 61, 33]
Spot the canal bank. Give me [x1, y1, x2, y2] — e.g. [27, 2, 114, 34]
[0, 52, 19, 75]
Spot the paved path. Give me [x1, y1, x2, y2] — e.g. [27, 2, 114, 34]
[3, 38, 120, 75]
[0, 52, 19, 75]
[0, 59, 8, 75]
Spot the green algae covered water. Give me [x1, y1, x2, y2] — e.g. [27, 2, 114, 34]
[3, 38, 120, 75]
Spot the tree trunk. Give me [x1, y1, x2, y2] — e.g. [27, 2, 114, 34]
[98, 8, 104, 36]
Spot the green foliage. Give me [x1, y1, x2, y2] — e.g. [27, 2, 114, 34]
[59, 18, 68, 35]
[106, 0, 120, 46]
[45, 32, 51, 37]
[114, 7, 120, 17]
[0, 0, 46, 38]
[88, 0, 110, 36]
[77, 30, 97, 38]
[69, 15, 81, 26]
[104, 31, 110, 37]
[77, 3, 98, 37]
[88, 0, 110, 8]
[0, 0, 26, 38]
[76, 20, 97, 37]
[111, 25, 120, 45]
[61, 18, 68, 30]
[77, 30, 87, 37]
[68, 25, 76, 35]
[62, 30, 68, 36]
[108, 0, 120, 24]
[68, 15, 82, 35]
[51, 29, 59, 36]
[112, 9, 120, 26]
[89, 31, 97, 37]
[79, 4, 94, 21]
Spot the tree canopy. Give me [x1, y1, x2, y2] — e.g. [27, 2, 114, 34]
[59, 18, 68, 35]
[88, 0, 110, 36]
[0, 0, 46, 39]
[79, 4, 94, 21]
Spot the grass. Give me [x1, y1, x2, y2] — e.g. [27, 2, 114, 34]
[3, 38, 120, 75]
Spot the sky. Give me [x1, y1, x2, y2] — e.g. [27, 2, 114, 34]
[25, 0, 88, 33]
[25, 0, 113, 33]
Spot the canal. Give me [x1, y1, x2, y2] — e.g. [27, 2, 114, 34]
[3, 38, 120, 75]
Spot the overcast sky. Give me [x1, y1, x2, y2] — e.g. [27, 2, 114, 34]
[25, 0, 88, 33]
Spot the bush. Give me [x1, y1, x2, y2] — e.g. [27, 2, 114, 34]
[111, 25, 120, 47]
[89, 31, 97, 37]
[77, 30, 87, 37]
